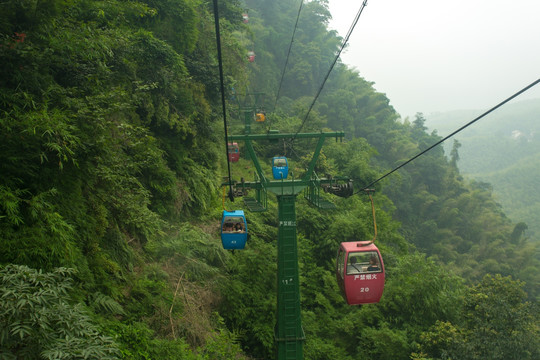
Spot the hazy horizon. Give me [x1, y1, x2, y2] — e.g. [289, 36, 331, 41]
[327, 0, 540, 119]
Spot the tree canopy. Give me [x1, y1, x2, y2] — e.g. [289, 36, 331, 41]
[1, 0, 538, 359]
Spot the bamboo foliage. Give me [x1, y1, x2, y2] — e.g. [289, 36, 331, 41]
[0, 264, 120, 359]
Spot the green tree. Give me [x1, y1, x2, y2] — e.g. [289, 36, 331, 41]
[420, 274, 540, 360]
[449, 139, 461, 168]
[0, 264, 120, 359]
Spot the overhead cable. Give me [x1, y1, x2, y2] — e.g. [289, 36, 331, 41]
[357, 78, 540, 193]
[272, 0, 304, 114]
[292, 0, 369, 140]
[212, 0, 234, 201]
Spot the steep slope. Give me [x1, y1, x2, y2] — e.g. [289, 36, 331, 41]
[1, 1, 538, 359]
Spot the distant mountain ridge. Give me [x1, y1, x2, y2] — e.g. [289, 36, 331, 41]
[425, 98, 540, 240]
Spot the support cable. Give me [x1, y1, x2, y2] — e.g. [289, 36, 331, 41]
[356, 78, 540, 193]
[212, 0, 234, 201]
[367, 190, 377, 244]
[291, 0, 369, 141]
[271, 0, 304, 115]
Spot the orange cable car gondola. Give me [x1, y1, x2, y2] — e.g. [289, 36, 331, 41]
[255, 111, 266, 122]
[336, 192, 385, 305]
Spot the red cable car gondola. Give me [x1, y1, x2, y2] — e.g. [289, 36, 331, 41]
[247, 50, 255, 63]
[336, 241, 385, 305]
[336, 191, 385, 305]
[228, 142, 239, 162]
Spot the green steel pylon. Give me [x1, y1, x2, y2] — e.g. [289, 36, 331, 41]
[224, 131, 346, 360]
[276, 194, 304, 359]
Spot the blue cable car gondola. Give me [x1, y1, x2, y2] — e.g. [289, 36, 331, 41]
[221, 210, 248, 249]
[272, 156, 288, 180]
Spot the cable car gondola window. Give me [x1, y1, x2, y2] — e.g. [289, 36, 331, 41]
[222, 216, 246, 233]
[346, 251, 382, 275]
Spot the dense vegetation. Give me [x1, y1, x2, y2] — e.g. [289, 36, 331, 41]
[425, 99, 540, 241]
[1, 0, 538, 359]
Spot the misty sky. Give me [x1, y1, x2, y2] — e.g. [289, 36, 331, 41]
[327, 0, 540, 119]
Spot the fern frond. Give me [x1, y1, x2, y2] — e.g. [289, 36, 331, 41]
[90, 292, 125, 315]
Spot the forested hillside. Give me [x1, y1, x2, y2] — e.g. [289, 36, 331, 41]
[1, 1, 539, 359]
[424, 99, 540, 241]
